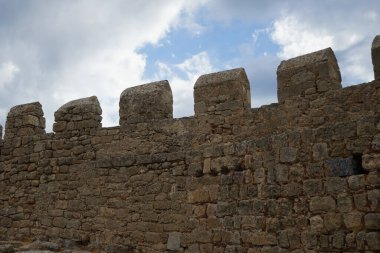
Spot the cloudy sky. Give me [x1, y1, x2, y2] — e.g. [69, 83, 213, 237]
[0, 0, 379, 132]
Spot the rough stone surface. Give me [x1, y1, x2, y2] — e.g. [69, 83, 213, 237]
[119, 80, 172, 125]
[325, 157, 362, 177]
[277, 47, 341, 102]
[166, 232, 181, 250]
[362, 153, 380, 171]
[0, 245, 14, 253]
[53, 96, 102, 133]
[372, 35, 380, 80]
[4, 102, 45, 139]
[194, 68, 250, 116]
[1, 36, 380, 253]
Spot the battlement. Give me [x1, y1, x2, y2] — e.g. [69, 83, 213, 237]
[53, 96, 102, 134]
[4, 101, 46, 140]
[0, 36, 379, 253]
[277, 47, 341, 102]
[194, 68, 251, 116]
[0, 36, 378, 135]
[119, 80, 173, 125]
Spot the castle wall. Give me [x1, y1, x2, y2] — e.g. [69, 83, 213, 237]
[0, 37, 379, 252]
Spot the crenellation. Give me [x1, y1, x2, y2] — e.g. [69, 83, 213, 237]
[372, 35, 380, 80]
[119, 80, 173, 126]
[53, 96, 102, 134]
[0, 35, 379, 253]
[194, 68, 250, 116]
[277, 47, 342, 103]
[4, 102, 46, 140]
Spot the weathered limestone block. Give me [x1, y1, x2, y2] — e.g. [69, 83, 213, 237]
[119, 80, 173, 125]
[277, 48, 341, 102]
[4, 101, 45, 139]
[167, 232, 181, 251]
[325, 157, 362, 177]
[53, 96, 102, 132]
[366, 232, 380, 250]
[372, 35, 380, 80]
[364, 213, 380, 230]
[194, 68, 251, 116]
[362, 153, 380, 171]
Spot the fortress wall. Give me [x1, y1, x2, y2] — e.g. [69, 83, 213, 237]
[0, 36, 379, 252]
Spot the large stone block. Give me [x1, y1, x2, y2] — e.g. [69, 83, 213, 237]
[167, 232, 181, 251]
[4, 101, 46, 139]
[325, 157, 362, 177]
[119, 80, 173, 125]
[277, 48, 341, 102]
[53, 96, 102, 132]
[194, 68, 250, 116]
[372, 35, 380, 80]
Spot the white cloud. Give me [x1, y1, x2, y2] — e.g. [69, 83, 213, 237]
[0, 62, 19, 89]
[0, 0, 206, 129]
[271, 16, 334, 59]
[154, 51, 214, 117]
[269, 2, 379, 85]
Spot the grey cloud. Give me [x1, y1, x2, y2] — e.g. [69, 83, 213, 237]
[206, 0, 379, 92]
[0, 0, 198, 130]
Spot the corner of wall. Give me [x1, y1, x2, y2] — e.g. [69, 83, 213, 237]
[372, 35, 380, 80]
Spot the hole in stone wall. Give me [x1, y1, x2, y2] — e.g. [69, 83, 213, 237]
[325, 154, 368, 177]
[195, 169, 204, 177]
[352, 154, 368, 175]
[221, 166, 229, 175]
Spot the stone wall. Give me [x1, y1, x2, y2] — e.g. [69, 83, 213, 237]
[0, 36, 379, 253]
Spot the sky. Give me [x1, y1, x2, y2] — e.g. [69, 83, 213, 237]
[0, 0, 379, 133]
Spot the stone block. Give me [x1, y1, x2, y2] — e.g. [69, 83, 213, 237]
[277, 47, 341, 102]
[325, 157, 362, 177]
[323, 213, 342, 231]
[362, 153, 380, 171]
[368, 189, 380, 211]
[194, 68, 250, 116]
[275, 164, 289, 183]
[344, 211, 363, 231]
[372, 35, 380, 80]
[310, 196, 336, 213]
[309, 215, 324, 232]
[366, 231, 380, 250]
[188, 188, 210, 203]
[119, 80, 173, 125]
[303, 179, 322, 196]
[216, 202, 237, 217]
[241, 231, 276, 246]
[354, 193, 369, 212]
[54, 96, 102, 132]
[325, 177, 347, 194]
[337, 195, 353, 212]
[167, 232, 181, 250]
[364, 213, 380, 230]
[0, 244, 14, 253]
[312, 143, 328, 161]
[105, 244, 135, 253]
[279, 147, 298, 163]
[4, 101, 46, 139]
[332, 231, 345, 249]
